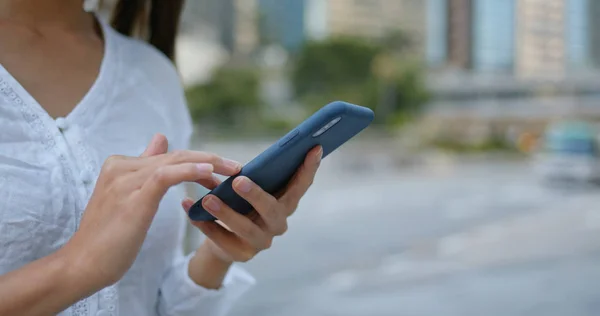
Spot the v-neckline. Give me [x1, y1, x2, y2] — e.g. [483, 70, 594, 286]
[0, 14, 115, 129]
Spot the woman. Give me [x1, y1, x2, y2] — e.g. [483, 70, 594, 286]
[0, 0, 321, 315]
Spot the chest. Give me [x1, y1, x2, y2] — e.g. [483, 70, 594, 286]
[0, 28, 104, 119]
[0, 75, 185, 277]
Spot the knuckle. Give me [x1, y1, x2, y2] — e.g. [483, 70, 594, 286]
[169, 150, 186, 162]
[234, 249, 256, 263]
[186, 163, 198, 175]
[275, 221, 288, 236]
[203, 152, 220, 163]
[239, 224, 258, 240]
[203, 152, 223, 167]
[287, 201, 299, 213]
[102, 155, 122, 173]
[263, 237, 273, 250]
[151, 167, 168, 185]
[261, 202, 277, 218]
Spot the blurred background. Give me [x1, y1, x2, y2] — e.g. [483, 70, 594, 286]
[115, 0, 600, 315]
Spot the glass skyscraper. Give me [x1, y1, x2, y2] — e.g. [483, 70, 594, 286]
[566, 0, 590, 68]
[259, 0, 307, 52]
[426, 0, 448, 67]
[471, 0, 515, 72]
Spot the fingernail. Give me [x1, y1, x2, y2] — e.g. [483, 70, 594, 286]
[150, 134, 160, 144]
[235, 177, 252, 193]
[181, 199, 194, 211]
[316, 147, 323, 163]
[196, 163, 214, 174]
[223, 158, 242, 171]
[204, 196, 221, 212]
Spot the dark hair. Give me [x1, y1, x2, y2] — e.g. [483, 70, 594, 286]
[111, 0, 185, 61]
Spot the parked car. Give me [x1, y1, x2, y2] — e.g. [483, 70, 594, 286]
[533, 121, 600, 183]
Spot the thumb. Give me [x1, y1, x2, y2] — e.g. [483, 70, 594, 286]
[141, 134, 169, 157]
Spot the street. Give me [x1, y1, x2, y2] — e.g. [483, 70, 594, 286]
[194, 140, 600, 316]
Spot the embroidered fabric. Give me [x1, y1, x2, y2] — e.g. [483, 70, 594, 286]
[0, 16, 254, 316]
[0, 77, 93, 316]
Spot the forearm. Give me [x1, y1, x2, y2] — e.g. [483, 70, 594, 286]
[188, 242, 232, 289]
[0, 249, 93, 316]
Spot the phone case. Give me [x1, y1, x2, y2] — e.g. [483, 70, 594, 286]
[187, 101, 375, 221]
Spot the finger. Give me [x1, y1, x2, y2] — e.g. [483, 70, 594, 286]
[232, 176, 285, 235]
[140, 163, 215, 205]
[196, 174, 222, 190]
[141, 151, 242, 176]
[193, 221, 257, 262]
[182, 198, 195, 212]
[99, 155, 136, 176]
[164, 151, 241, 176]
[202, 195, 271, 250]
[140, 134, 169, 157]
[280, 146, 322, 212]
[101, 134, 168, 176]
[181, 198, 230, 229]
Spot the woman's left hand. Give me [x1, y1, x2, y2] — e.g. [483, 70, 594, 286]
[182, 146, 322, 264]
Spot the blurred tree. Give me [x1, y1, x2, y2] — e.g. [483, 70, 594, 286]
[381, 30, 414, 55]
[292, 37, 380, 98]
[292, 35, 429, 126]
[186, 67, 261, 128]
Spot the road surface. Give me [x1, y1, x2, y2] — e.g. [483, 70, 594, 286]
[191, 140, 600, 316]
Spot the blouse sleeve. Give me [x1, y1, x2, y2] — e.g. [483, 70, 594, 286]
[157, 251, 255, 316]
[156, 101, 255, 316]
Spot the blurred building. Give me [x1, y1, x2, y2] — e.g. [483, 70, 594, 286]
[258, 0, 307, 52]
[426, 0, 599, 78]
[258, 0, 426, 53]
[516, 0, 593, 79]
[566, 0, 591, 70]
[426, 0, 448, 67]
[515, 0, 566, 80]
[325, 0, 426, 50]
[446, 0, 472, 69]
[424, 0, 600, 136]
[428, 0, 516, 72]
[588, 0, 600, 68]
[472, 0, 515, 72]
[182, 0, 259, 57]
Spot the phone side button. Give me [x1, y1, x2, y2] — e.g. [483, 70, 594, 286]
[279, 130, 300, 147]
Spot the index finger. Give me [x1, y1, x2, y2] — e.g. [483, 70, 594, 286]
[140, 134, 169, 157]
[140, 162, 215, 206]
[142, 150, 242, 176]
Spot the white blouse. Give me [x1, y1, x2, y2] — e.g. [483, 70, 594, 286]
[0, 17, 254, 316]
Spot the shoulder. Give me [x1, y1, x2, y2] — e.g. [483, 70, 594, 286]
[110, 30, 181, 91]
[105, 26, 193, 149]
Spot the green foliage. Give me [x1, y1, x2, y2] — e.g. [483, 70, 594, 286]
[186, 67, 262, 127]
[381, 30, 414, 54]
[431, 136, 514, 153]
[292, 37, 381, 97]
[291, 36, 429, 127]
[382, 62, 431, 124]
[261, 116, 298, 135]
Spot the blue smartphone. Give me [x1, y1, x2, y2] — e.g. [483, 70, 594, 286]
[187, 101, 375, 221]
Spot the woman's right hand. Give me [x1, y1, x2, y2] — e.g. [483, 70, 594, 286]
[60, 134, 242, 292]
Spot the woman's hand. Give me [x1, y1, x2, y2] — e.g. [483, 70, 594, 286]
[183, 146, 322, 287]
[60, 134, 242, 293]
[0, 134, 243, 316]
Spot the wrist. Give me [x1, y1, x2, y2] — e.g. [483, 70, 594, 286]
[187, 241, 233, 289]
[57, 241, 105, 296]
[200, 239, 234, 264]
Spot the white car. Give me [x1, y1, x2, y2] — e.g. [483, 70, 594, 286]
[533, 122, 600, 183]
